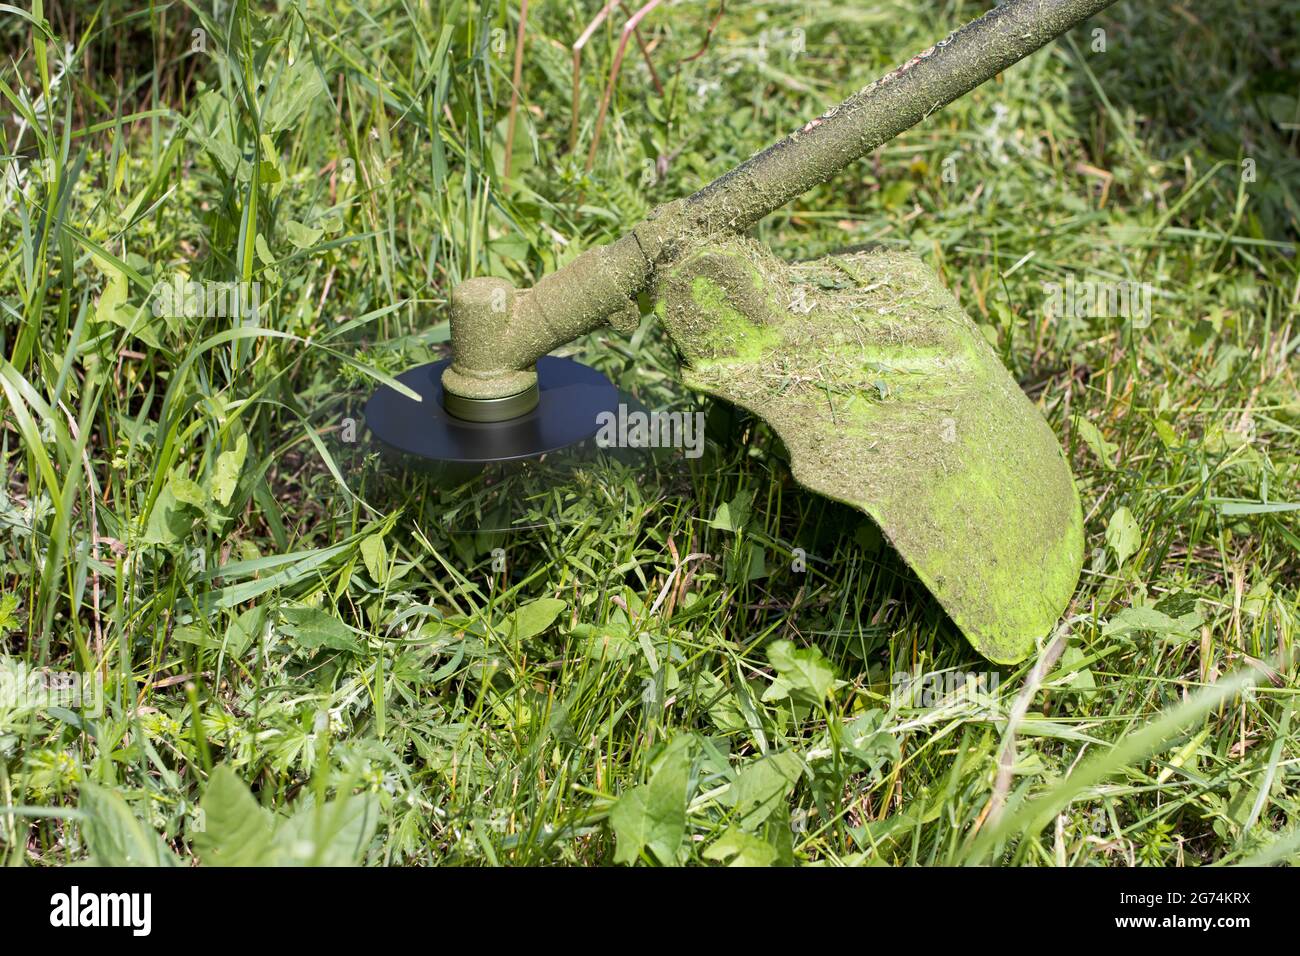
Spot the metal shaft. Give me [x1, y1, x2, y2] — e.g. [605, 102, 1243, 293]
[442, 0, 1120, 403]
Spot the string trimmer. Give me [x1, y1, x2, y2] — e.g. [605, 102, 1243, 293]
[366, 0, 1119, 663]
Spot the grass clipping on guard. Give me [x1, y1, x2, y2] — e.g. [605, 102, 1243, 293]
[655, 237, 1084, 663]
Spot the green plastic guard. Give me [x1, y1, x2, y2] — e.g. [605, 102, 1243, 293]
[655, 237, 1084, 664]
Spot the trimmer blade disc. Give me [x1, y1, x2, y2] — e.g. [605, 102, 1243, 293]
[365, 356, 619, 464]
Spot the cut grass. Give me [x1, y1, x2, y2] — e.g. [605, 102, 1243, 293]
[0, 0, 1297, 865]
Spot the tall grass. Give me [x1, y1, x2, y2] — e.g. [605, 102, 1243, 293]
[0, 0, 1296, 865]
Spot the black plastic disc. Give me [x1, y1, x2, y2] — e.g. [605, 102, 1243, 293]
[364, 356, 620, 464]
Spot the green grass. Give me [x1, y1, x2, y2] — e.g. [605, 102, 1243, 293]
[0, 0, 1297, 866]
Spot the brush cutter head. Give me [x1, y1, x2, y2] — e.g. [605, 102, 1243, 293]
[364, 356, 620, 464]
[362, 0, 1118, 661]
